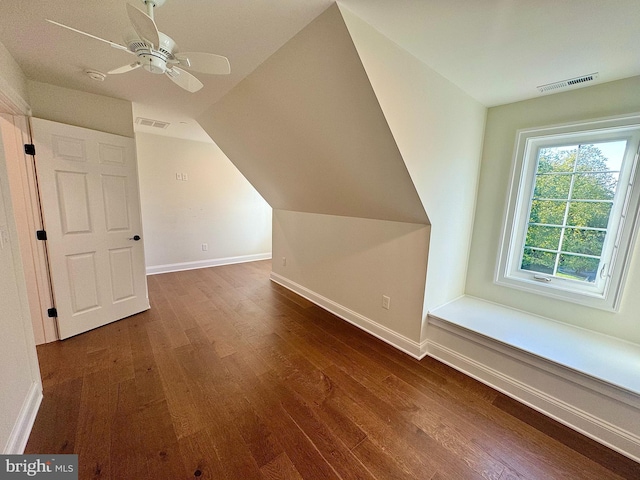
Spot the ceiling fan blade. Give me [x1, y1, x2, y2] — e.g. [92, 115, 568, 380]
[46, 19, 132, 53]
[175, 52, 231, 75]
[108, 62, 141, 74]
[165, 66, 203, 93]
[126, 3, 160, 48]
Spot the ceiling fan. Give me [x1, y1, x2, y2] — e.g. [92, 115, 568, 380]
[47, 0, 230, 93]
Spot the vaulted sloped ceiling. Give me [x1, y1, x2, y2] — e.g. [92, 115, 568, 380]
[197, 4, 428, 225]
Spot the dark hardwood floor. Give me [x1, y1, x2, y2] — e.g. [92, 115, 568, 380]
[26, 260, 640, 479]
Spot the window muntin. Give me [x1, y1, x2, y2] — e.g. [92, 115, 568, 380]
[520, 141, 626, 285]
[497, 115, 640, 311]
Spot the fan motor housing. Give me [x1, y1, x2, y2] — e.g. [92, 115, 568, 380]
[127, 32, 177, 74]
[139, 52, 167, 74]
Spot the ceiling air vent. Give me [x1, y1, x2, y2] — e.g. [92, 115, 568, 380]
[135, 117, 170, 129]
[537, 72, 599, 93]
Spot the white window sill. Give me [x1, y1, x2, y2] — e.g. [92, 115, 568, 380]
[428, 295, 640, 395]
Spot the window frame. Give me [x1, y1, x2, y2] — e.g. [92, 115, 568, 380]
[496, 114, 640, 311]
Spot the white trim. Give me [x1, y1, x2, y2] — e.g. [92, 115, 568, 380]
[0, 75, 30, 116]
[427, 300, 640, 462]
[429, 296, 640, 397]
[146, 253, 272, 275]
[270, 272, 428, 359]
[3, 381, 42, 454]
[1, 114, 57, 344]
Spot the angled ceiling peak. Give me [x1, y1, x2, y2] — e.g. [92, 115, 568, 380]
[197, 3, 428, 225]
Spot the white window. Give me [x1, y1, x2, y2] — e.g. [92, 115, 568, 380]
[497, 114, 640, 311]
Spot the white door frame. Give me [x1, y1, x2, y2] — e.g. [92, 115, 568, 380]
[0, 114, 57, 343]
[0, 81, 58, 344]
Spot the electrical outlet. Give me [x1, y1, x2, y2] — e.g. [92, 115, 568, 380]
[282, 257, 287, 266]
[201, 243, 208, 251]
[182, 173, 189, 181]
[176, 172, 183, 181]
[382, 295, 390, 310]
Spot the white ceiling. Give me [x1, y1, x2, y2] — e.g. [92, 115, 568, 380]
[1, 0, 639, 141]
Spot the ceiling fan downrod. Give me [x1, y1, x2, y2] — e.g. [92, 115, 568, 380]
[142, 0, 166, 19]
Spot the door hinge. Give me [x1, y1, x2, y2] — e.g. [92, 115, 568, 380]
[47, 307, 57, 318]
[24, 144, 36, 156]
[36, 230, 47, 241]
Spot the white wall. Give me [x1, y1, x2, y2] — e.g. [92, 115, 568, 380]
[272, 210, 429, 346]
[340, 6, 487, 337]
[136, 132, 272, 273]
[466, 75, 640, 344]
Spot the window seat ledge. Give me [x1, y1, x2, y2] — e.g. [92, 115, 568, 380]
[428, 295, 640, 396]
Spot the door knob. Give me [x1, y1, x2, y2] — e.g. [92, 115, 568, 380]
[129, 235, 141, 241]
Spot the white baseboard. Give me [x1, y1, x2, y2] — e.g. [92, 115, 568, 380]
[427, 319, 640, 463]
[3, 381, 42, 454]
[270, 272, 428, 359]
[146, 253, 272, 275]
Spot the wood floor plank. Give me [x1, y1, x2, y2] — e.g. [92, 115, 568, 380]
[74, 370, 111, 480]
[138, 399, 188, 480]
[351, 437, 422, 480]
[492, 393, 640, 479]
[109, 379, 151, 480]
[265, 274, 634, 479]
[25, 261, 638, 480]
[107, 321, 135, 384]
[260, 452, 305, 480]
[178, 428, 227, 480]
[25, 377, 83, 455]
[276, 375, 377, 480]
[322, 363, 482, 480]
[220, 352, 341, 480]
[173, 343, 266, 479]
[247, 332, 368, 450]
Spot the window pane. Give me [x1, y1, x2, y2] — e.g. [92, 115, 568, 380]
[576, 141, 626, 172]
[566, 201, 612, 228]
[533, 174, 572, 199]
[558, 254, 600, 283]
[561, 228, 606, 256]
[525, 225, 561, 250]
[521, 248, 556, 274]
[572, 173, 618, 200]
[529, 200, 565, 225]
[538, 146, 578, 173]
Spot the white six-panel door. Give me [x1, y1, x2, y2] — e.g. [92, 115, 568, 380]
[31, 118, 149, 339]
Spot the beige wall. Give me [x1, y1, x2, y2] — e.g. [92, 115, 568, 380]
[272, 209, 429, 341]
[198, 4, 427, 225]
[340, 6, 486, 337]
[28, 81, 133, 137]
[466, 76, 640, 343]
[136, 132, 272, 270]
